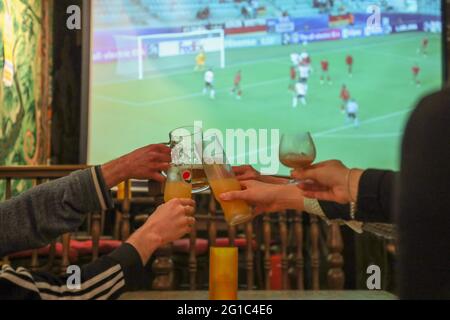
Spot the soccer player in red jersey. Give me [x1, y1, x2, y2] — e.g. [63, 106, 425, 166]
[340, 84, 350, 112]
[346, 55, 353, 77]
[231, 70, 242, 99]
[412, 64, 421, 87]
[289, 66, 297, 91]
[320, 59, 331, 85]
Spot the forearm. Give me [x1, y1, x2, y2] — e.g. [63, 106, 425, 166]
[126, 224, 162, 265]
[0, 167, 113, 256]
[271, 184, 304, 211]
[0, 243, 146, 300]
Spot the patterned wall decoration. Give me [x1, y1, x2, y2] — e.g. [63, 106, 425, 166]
[0, 0, 52, 195]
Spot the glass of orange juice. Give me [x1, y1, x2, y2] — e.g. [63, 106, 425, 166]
[202, 134, 252, 226]
[209, 247, 238, 300]
[164, 165, 193, 203]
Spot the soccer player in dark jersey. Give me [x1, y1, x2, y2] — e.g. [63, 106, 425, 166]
[320, 59, 331, 85]
[346, 54, 353, 77]
[289, 66, 297, 91]
[418, 37, 429, 57]
[412, 64, 421, 87]
[231, 70, 242, 100]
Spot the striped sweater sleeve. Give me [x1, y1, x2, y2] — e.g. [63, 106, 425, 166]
[0, 243, 144, 300]
[0, 167, 113, 257]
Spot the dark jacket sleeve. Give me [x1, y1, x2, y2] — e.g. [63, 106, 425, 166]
[0, 243, 145, 300]
[0, 167, 113, 257]
[319, 169, 397, 223]
[397, 88, 450, 299]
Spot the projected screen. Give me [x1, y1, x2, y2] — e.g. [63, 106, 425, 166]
[88, 0, 443, 174]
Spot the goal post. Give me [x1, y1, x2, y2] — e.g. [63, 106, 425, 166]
[114, 29, 226, 80]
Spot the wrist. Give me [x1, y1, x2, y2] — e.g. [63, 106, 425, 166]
[126, 226, 162, 265]
[101, 157, 129, 189]
[275, 184, 304, 211]
[347, 168, 363, 202]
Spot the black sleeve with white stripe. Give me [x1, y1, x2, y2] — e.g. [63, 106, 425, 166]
[0, 243, 145, 300]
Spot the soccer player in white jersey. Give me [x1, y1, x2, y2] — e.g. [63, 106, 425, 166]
[293, 80, 308, 108]
[203, 68, 216, 99]
[290, 53, 301, 67]
[300, 51, 309, 63]
[298, 62, 310, 83]
[346, 99, 359, 126]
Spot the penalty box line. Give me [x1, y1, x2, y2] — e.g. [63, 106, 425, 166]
[93, 32, 425, 89]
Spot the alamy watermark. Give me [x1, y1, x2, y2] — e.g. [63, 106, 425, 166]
[189, 121, 280, 175]
[66, 265, 81, 290]
[366, 264, 382, 290]
[366, 5, 382, 33]
[66, 5, 81, 30]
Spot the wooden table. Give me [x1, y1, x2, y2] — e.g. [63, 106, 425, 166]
[120, 290, 397, 300]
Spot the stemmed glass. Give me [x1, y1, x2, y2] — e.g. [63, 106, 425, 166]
[279, 132, 316, 182]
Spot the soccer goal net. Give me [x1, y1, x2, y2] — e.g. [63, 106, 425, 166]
[114, 29, 225, 80]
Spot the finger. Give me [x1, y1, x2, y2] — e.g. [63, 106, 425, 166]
[306, 160, 337, 169]
[219, 190, 247, 201]
[297, 182, 329, 192]
[235, 172, 256, 181]
[149, 144, 171, 154]
[149, 172, 166, 183]
[291, 169, 318, 181]
[147, 162, 171, 172]
[148, 152, 172, 163]
[232, 165, 250, 174]
[183, 226, 192, 235]
[178, 198, 196, 207]
[186, 216, 196, 226]
[184, 205, 195, 216]
[239, 180, 254, 189]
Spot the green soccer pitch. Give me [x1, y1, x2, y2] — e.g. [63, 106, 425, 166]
[89, 32, 442, 175]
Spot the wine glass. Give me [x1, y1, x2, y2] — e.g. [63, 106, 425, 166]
[279, 132, 316, 182]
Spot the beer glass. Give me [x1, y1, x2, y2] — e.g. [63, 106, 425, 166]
[165, 126, 209, 193]
[209, 247, 238, 300]
[202, 134, 252, 226]
[164, 165, 192, 203]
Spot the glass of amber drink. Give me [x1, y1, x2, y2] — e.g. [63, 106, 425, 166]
[209, 247, 238, 300]
[164, 165, 193, 203]
[202, 134, 252, 226]
[167, 126, 209, 193]
[279, 131, 316, 170]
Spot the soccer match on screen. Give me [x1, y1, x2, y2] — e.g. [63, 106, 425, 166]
[89, 0, 443, 173]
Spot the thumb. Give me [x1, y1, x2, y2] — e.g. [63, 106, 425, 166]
[291, 168, 317, 181]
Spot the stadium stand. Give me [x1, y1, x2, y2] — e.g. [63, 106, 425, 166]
[93, 0, 440, 29]
[93, 0, 324, 28]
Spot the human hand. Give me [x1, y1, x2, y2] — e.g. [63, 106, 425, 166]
[232, 165, 290, 184]
[102, 144, 171, 188]
[291, 160, 363, 204]
[219, 180, 304, 215]
[232, 165, 261, 181]
[126, 198, 195, 264]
